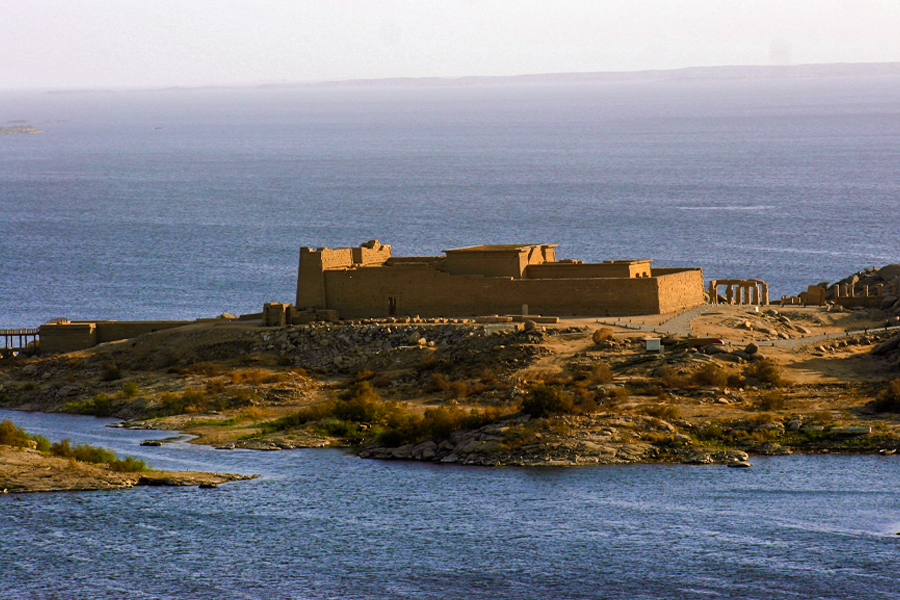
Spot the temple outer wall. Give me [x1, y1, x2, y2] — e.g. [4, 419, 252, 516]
[653, 268, 707, 314]
[38, 323, 97, 354]
[297, 243, 393, 309]
[39, 320, 192, 354]
[320, 267, 704, 318]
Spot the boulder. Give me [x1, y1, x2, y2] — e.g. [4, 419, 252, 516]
[877, 264, 900, 282]
[871, 335, 900, 356]
[745, 342, 759, 355]
[704, 344, 729, 355]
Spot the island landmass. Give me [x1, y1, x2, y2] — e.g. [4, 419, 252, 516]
[2, 262, 899, 474]
[0, 125, 43, 135]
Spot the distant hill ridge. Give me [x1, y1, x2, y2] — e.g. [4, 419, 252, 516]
[298, 62, 900, 89]
[52, 62, 900, 95]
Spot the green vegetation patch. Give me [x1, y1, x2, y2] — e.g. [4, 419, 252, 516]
[1, 419, 146, 472]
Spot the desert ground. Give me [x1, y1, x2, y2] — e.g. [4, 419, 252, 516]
[2, 303, 899, 481]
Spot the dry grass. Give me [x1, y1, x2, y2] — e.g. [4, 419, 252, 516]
[230, 369, 288, 385]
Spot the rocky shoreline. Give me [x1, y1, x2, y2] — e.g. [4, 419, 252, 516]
[0, 445, 254, 494]
[3, 296, 900, 472]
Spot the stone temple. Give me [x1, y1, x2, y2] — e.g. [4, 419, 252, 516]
[295, 240, 704, 319]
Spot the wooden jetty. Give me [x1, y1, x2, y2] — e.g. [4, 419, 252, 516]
[0, 328, 39, 356]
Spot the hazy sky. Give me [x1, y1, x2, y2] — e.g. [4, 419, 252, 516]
[3, 0, 899, 90]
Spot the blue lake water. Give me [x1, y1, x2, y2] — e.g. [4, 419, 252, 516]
[2, 75, 900, 327]
[2, 409, 900, 599]
[3, 75, 900, 598]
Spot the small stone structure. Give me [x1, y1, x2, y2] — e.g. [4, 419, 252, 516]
[296, 240, 705, 319]
[708, 279, 769, 305]
[789, 282, 900, 308]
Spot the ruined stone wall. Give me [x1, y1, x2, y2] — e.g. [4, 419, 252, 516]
[652, 269, 706, 313]
[322, 267, 667, 318]
[92, 321, 192, 344]
[39, 323, 97, 354]
[351, 242, 392, 265]
[39, 320, 191, 353]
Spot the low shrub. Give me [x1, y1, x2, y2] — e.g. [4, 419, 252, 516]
[230, 369, 287, 385]
[0, 419, 31, 447]
[529, 369, 570, 386]
[50, 438, 146, 472]
[520, 384, 574, 418]
[589, 363, 614, 385]
[101, 363, 122, 382]
[183, 362, 222, 377]
[640, 403, 680, 420]
[418, 354, 438, 372]
[479, 368, 498, 384]
[655, 366, 690, 389]
[121, 381, 140, 398]
[377, 405, 502, 447]
[756, 391, 787, 411]
[605, 387, 630, 399]
[743, 359, 783, 387]
[429, 373, 451, 392]
[315, 419, 361, 438]
[696, 422, 727, 442]
[692, 364, 728, 388]
[158, 392, 186, 416]
[334, 382, 393, 423]
[726, 374, 743, 387]
[261, 382, 398, 434]
[108, 456, 148, 472]
[227, 388, 258, 407]
[807, 411, 834, 425]
[240, 406, 269, 421]
[205, 379, 227, 394]
[371, 376, 391, 388]
[260, 403, 337, 433]
[448, 381, 468, 399]
[66, 393, 117, 417]
[354, 369, 376, 382]
[871, 379, 900, 413]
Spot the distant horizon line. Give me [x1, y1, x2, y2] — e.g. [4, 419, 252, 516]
[9, 60, 900, 95]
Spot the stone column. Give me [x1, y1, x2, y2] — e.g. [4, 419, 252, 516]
[726, 285, 734, 304]
[761, 283, 769, 305]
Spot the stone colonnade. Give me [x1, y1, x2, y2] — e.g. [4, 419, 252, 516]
[708, 279, 769, 306]
[833, 283, 886, 300]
